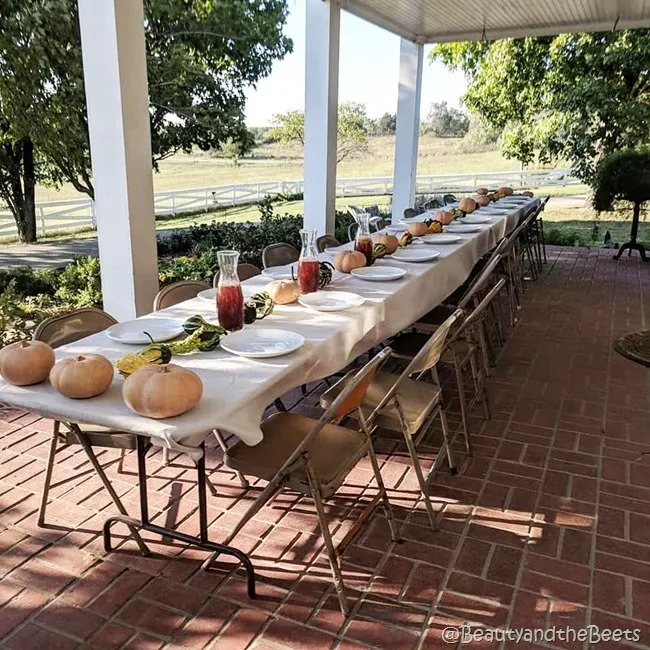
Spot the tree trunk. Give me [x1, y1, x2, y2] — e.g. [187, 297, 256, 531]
[21, 138, 37, 243]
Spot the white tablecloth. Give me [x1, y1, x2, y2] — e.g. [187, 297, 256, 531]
[0, 199, 538, 457]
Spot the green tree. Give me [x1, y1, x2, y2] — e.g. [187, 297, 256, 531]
[0, 0, 292, 242]
[431, 30, 650, 183]
[367, 112, 396, 136]
[266, 102, 370, 162]
[422, 102, 470, 137]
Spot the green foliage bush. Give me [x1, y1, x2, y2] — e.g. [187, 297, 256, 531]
[545, 228, 587, 247]
[593, 148, 650, 212]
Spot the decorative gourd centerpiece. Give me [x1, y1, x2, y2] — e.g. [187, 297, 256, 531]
[593, 148, 650, 262]
[498, 186, 514, 196]
[476, 195, 491, 207]
[436, 210, 454, 226]
[459, 198, 477, 214]
[0, 340, 55, 386]
[476, 187, 489, 195]
[50, 354, 114, 399]
[407, 222, 428, 237]
[372, 233, 399, 255]
[123, 364, 203, 419]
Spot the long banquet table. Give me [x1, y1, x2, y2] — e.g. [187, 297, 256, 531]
[0, 197, 539, 456]
[0, 196, 539, 594]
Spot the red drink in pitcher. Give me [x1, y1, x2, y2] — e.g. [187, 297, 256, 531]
[298, 259, 320, 294]
[354, 236, 373, 266]
[217, 283, 244, 331]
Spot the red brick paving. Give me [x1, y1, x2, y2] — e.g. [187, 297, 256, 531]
[0, 246, 649, 648]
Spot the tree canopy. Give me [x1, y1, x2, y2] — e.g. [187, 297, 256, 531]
[431, 30, 650, 184]
[421, 102, 469, 138]
[266, 102, 370, 163]
[0, 0, 292, 241]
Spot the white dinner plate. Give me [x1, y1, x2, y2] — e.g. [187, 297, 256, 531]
[445, 224, 482, 234]
[197, 286, 258, 302]
[390, 248, 440, 263]
[220, 328, 305, 358]
[261, 264, 296, 281]
[298, 291, 365, 312]
[106, 318, 183, 345]
[500, 197, 529, 203]
[459, 214, 492, 225]
[322, 244, 350, 255]
[385, 223, 408, 234]
[350, 266, 406, 282]
[478, 207, 508, 215]
[420, 234, 462, 245]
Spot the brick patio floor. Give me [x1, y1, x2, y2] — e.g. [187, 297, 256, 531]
[1, 246, 650, 650]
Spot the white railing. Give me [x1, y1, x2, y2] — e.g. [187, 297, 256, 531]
[0, 168, 578, 238]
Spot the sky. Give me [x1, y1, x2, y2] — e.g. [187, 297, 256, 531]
[244, 0, 468, 127]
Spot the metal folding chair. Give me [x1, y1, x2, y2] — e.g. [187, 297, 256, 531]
[321, 310, 463, 532]
[153, 281, 210, 311]
[213, 263, 261, 287]
[262, 243, 299, 268]
[202, 348, 399, 615]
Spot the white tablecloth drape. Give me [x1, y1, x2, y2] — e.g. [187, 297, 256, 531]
[0, 199, 538, 458]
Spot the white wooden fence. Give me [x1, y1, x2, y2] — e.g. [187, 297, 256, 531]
[0, 168, 578, 239]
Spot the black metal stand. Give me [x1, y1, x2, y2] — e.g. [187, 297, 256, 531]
[614, 201, 648, 261]
[103, 435, 256, 598]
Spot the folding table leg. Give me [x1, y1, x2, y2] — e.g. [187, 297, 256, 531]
[37, 421, 62, 527]
[67, 429, 151, 557]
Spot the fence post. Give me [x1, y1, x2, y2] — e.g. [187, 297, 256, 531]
[90, 201, 97, 229]
[232, 185, 236, 205]
[171, 192, 177, 216]
[39, 206, 46, 237]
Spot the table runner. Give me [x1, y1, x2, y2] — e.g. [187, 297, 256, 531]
[0, 198, 538, 456]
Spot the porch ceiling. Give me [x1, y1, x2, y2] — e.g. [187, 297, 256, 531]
[339, 0, 650, 42]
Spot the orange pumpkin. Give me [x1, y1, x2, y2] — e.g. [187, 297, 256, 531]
[50, 354, 114, 399]
[0, 340, 55, 386]
[498, 186, 514, 196]
[459, 198, 477, 214]
[436, 210, 454, 226]
[476, 187, 489, 195]
[123, 364, 202, 419]
[407, 222, 428, 237]
[523, 190, 534, 197]
[476, 195, 491, 207]
[372, 233, 399, 254]
[333, 250, 366, 273]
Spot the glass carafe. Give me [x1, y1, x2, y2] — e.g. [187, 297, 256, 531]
[216, 250, 244, 331]
[297, 229, 320, 294]
[354, 212, 373, 266]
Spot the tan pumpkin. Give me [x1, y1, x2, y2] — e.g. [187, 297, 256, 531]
[476, 195, 491, 207]
[407, 222, 428, 237]
[435, 210, 454, 226]
[265, 279, 300, 305]
[372, 233, 399, 254]
[476, 187, 489, 195]
[123, 363, 202, 419]
[50, 354, 114, 399]
[0, 340, 55, 386]
[459, 198, 477, 214]
[523, 190, 534, 197]
[333, 250, 366, 273]
[498, 186, 514, 196]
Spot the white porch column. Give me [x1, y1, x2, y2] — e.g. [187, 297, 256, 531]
[304, 0, 340, 235]
[392, 39, 424, 222]
[78, 0, 159, 321]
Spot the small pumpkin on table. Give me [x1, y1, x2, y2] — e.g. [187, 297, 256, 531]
[0, 340, 55, 386]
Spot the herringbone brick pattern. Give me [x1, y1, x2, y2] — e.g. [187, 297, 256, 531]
[0, 246, 649, 649]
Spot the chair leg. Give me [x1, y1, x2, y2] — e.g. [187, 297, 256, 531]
[213, 429, 249, 489]
[117, 448, 126, 474]
[161, 447, 170, 467]
[439, 407, 461, 469]
[304, 458, 350, 616]
[452, 355, 470, 450]
[401, 427, 439, 531]
[539, 217, 547, 264]
[365, 444, 400, 542]
[38, 421, 61, 527]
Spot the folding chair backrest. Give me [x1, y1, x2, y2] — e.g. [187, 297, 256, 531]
[501, 212, 536, 255]
[213, 263, 261, 287]
[262, 243, 299, 268]
[347, 205, 364, 219]
[316, 235, 340, 253]
[463, 277, 507, 330]
[34, 308, 117, 348]
[406, 308, 464, 376]
[266, 348, 392, 482]
[457, 253, 502, 310]
[154, 281, 210, 310]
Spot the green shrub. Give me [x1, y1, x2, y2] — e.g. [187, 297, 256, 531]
[0, 267, 58, 296]
[55, 257, 102, 308]
[593, 148, 650, 212]
[545, 228, 588, 247]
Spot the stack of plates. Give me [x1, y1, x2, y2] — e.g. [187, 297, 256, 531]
[445, 224, 482, 234]
[390, 248, 440, 263]
[350, 266, 406, 281]
[459, 214, 491, 225]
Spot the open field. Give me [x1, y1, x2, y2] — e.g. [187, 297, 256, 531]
[35, 135, 521, 202]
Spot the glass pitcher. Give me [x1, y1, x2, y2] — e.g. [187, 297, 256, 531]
[354, 212, 373, 265]
[216, 250, 244, 331]
[297, 229, 320, 293]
